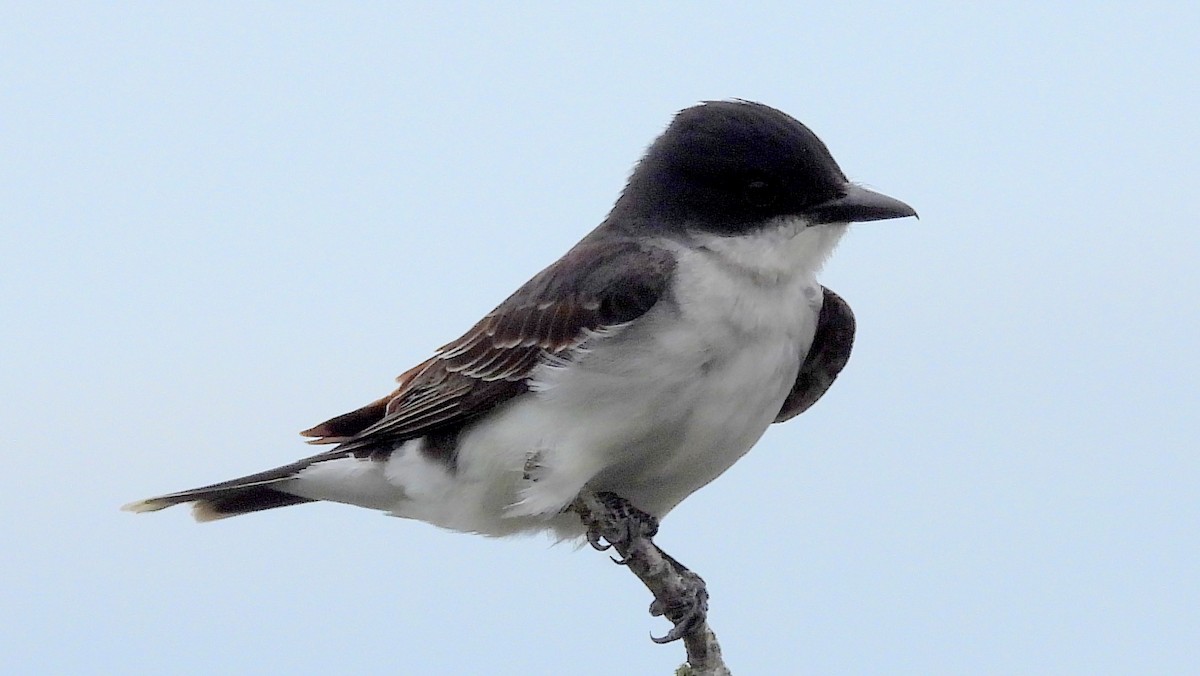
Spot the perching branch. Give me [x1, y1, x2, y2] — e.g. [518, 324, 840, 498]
[571, 491, 731, 676]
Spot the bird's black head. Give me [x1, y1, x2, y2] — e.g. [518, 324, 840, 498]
[610, 100, 914, 235]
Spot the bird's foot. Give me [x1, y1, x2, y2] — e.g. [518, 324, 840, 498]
[649, 567, 709, 644]
[572, 491, 713, 647]
[579, 491, 659, 554]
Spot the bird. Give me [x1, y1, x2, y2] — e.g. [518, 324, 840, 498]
[124, 100, 915, 541]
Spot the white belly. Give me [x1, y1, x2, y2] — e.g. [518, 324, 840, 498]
[408, 227, 834, 534]
[291, 222, 844, 537]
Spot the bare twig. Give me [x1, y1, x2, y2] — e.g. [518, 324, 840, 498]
[572, 491, 731, 676]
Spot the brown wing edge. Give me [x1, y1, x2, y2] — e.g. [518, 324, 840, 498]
[300, 238, 677, 452]
[298, 359, 435, 443]
[774, 286, 856, 423]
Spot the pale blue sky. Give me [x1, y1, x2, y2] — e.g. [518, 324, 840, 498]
[3, 3, 1198, 674]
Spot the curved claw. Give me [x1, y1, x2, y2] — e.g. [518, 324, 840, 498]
[610, 554, 629, 565]
[586, 529, 611, 552]
[650, 604, 706, 644]
[648, 576, 709, 644]
[651, 624, 688, 645]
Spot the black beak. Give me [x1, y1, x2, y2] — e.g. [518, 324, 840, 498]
[807, 184, 917, 224]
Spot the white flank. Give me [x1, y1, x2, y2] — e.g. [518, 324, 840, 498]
[277, 220, 849, 537]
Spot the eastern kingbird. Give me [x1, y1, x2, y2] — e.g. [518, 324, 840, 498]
[125, 100, 915, 539]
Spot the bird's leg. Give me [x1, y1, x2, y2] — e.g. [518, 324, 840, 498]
[582, 490, 659, 553]
[571, 491, 709, 646]
[648, 551, 710, 644]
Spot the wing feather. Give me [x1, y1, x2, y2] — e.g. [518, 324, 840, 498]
[302, 238, 677, 454]
[774, 286, 856, 423]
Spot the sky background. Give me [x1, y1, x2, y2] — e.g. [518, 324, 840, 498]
[3, 3, 1198, 675]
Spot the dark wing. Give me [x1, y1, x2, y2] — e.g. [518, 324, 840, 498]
[774, 286, 855, 423]
[301, 238, 677, 456]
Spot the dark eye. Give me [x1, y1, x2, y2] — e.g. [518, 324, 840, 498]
[743, 179, 777, 207]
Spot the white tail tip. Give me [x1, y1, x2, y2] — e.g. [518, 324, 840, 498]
[121, 499, 169, 514]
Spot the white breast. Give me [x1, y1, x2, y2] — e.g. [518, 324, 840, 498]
[380, 220, 848, 536]
[579, 222, 846, 514]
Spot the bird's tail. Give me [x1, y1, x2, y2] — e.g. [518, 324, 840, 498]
[121, 451, 348, 522]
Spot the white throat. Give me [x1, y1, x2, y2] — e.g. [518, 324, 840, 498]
[689, 218, 849, 284]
